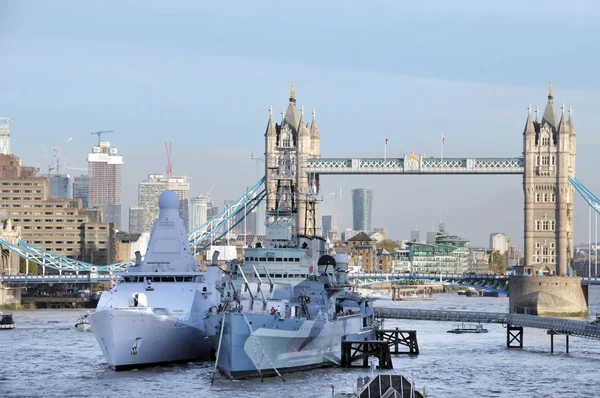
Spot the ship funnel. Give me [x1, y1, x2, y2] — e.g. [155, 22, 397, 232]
[211, 250, 220, 266]
[134, 251, 142, 266]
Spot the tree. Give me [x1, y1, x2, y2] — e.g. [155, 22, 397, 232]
[19, 256, 38, 275]
[376, 239, 400, 253]
[488, 250, 507, 275]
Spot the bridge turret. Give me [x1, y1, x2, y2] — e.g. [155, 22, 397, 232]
[310, 108, 320, 158]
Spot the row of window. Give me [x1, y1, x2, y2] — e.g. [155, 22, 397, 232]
[13, 218, 86, 223]
[535, 220, 556, 231]
[535, 256, 556, 263]
[0, 189, 44, 194]
[535, 242, 555, 249]
[122, 276, 200, 283]
[0, 182, 44, 186]
[245, 257, 301, 263]
[535, 193, 556, 203]
[535, 249, 555, 256]
[536, 155, 556, 166]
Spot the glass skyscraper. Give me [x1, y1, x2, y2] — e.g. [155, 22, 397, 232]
[352, 188, 373, 233]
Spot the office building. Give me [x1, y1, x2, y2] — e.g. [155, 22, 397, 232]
[48, 174, 72, 199]
[129, 206, 143, 234]
[88, 141, 123, 228]
[490, 232, 508, 255]
[73, 175, 89, 208]
[322, 215, 342, 241]
[137, 174, 190, 233]
[190, 195, 208, 232]
[352, 188, 373, 233]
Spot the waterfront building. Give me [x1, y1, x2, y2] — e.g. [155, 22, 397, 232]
[190, 194, 208, 232]
[490, 232, 508, 255]
[137, 174, 190, 233]
[391, 226, 470, 274]
[347, 231, 392, 272]
[322, 215, 341, 241]
[352, 188, 373, 233]
[344, 228, 359, 241]
[0, 154, 114, 265]
[47, 174, 72, 199]
[128, 206, 143, 234]
[73, 175, 89, 208]
[87, 141, 123, 229]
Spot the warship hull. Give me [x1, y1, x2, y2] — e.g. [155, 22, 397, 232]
[208, 311, 374, 379]
[90, 309, 213, 370]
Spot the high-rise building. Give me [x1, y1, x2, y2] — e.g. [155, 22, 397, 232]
[490, 232, 508, 255]
[190, 194, 208, 232]
[73, 175, 89, 208]
[207, 202, 219, 219]
[48, 174, 73, 199]
[138, 174, 190, 233]
[352, 188, 373, 233]
[322, 215, 342, 241]
[129, 206, 143, 234]
[88, 141, 123, 229]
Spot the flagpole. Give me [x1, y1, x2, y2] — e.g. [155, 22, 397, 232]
[441, 135, 444, 161]
[384, 135, 388, 161]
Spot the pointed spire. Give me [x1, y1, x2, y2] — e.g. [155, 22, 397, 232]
[541, 80, 558, 129]
[264, 105, 276, 137]
[568, 105, 575, 132]
[310, 108, 320, 138]
[298, 104, 309, 137]
[523, 104, 535, 135]
[535, 106, 540, 123]
[557, 102, 568, 135]
[289, 82, 296, 103]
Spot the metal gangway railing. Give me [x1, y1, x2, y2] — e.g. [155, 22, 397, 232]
[374, 307, 600, 340]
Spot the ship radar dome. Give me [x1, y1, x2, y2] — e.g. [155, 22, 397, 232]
[158, 190, 180, 210]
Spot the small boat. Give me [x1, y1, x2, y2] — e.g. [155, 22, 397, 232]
[0, 312, 15, 330]
[447, 323, 488, 334]
[75, 312, 92, 332]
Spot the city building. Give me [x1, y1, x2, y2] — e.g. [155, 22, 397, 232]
[137, 174, 190, 233]
[207, 202, 219, 219]
[489, 232, 508, 255]
[346, 231, 392, 273]
[190, 194, 208, 232]
[128, 206, 143, 234]
[373, 227, 389, 240]
[391, 225, 470, 274]
[344, 229, 359, 241]
[0, 153, 115, 265]
[322, 215, 342, 242]
[115, 231, 150, 262]
[0, 119, 11, 155]
[73, 175, 89, 208]
[48, 174, 72, 199]
[352, 188, 373, 233]
[88, 141, 123, 229]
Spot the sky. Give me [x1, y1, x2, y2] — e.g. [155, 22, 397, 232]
[1, 0, 600, 247]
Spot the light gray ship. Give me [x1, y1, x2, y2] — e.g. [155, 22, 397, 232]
[204, 107, 375, 378]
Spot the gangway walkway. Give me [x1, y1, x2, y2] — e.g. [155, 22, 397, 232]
[375, 307, 600, 340]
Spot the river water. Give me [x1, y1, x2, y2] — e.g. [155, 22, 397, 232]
[2, 287, 600, 398]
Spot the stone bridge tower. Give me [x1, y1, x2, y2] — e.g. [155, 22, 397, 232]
[523, 81, 576, 276]
[264, 84, 320, 237]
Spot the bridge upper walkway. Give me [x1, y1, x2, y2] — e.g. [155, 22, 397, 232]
[375, 307, 600, 340]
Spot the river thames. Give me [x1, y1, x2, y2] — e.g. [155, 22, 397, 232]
[2, 287, 600, 397]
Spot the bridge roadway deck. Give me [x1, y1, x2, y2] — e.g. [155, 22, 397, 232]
[375, 307, 600, 340]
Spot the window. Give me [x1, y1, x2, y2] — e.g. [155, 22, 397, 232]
[536, 221, 541, 231]
[543, 193, 548, 202]
[550, 220, 555, 231]
[551, 156, 555, 166]
[536, 193, 541, 202]
[541, 156, 549, 165]
[535, 242, 541, 248]
[542, 135, 550, 146]
[536, 156, 540, 166]
[551, 193, 556, 202]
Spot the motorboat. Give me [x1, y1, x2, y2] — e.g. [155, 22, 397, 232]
[89, 190, 223, 370]
[75, 312, 92, 332]
[447, 323, 488, 334]
[0, 312, 15, 330]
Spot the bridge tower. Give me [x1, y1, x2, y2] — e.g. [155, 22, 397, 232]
[523, 80, 576, 276]
[264, 84, 320, 236]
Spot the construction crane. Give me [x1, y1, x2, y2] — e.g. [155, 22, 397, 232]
[91, 130, 114, 146]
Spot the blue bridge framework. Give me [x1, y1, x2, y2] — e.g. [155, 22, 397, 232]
[1, 159, 600, 282]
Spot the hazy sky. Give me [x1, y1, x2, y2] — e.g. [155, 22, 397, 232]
[2, 1, 600, 247]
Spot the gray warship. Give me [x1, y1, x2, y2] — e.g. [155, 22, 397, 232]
[204, 93, 375, 378]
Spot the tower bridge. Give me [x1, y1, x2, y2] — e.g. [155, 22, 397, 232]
[0, 82, 594, 314]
